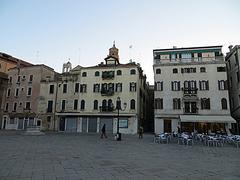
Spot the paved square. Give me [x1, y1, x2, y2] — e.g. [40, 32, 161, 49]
[0, 131, 239, 180]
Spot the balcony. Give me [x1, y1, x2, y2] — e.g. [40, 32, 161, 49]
[183, 108, 199, 114]
[101, 89, 114, 96]
[99, 106, 113, 112]
[182, 88, 198, 95]
[102, 71, 115, 79]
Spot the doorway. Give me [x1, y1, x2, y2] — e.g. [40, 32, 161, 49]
[59, 118, 65, 131]
[164, 119, 172, 133]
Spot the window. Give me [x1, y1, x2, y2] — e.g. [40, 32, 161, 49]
[184, 81, 196, 89]
[82, 72, 87, 77]
[116, 83, 122, 92]
[218, 80, 227, 90]
[7, 89, 11, 97]
[61, 100, 66, 111]
[237, 71, 240, 83]
[155, 81, 163, 91]
[235, 53, 239, 65]
[80, 84, 87, 93]
[173, 98, 181, 110]
[199, 80, 209, 90]
[217, 67, 226, 72]
[63, 84, 67, 93]
[108, 83, 114, 93]
[15, 88, 19, 97]
[155, 98, 163, 109]
[200, 67, 206, 72]
[181, 68, 196, 73]
[10, 118, 15, 124]
[94, 100, 98, 110]
[156, 69, 161, 74]
[74, 83, 79, 93]
[17, 76, 21, 83]
[93, 84, 100, 92]
[29, 75, 33, 82]
[201, 98, 210, 110]
[27, 87, 32, 96]
[173, 68, 178, 73]
[130, 99, 136, 110]
[80, 100, 85, 110]
[13, 102, 17, 111]
[171, 81, 180, 91]
[9, 77, 12, 83]
[171, 54, 176, 61]
[117, 70, 122, 75]
[25, 102, 31, 110]
[49, 85, 54, 94]
[221, 98, 228, 110]
[74, 99, 78, 110]
[95, 71, 100, 76]
[47, 116, 51, 123]
[47, 100, 53, 112]
[130, 69, 136, 75]
[130, 82, 137, 92]
[5, 103, 8, 111]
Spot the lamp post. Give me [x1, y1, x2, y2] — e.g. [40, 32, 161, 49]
[116, 96, 127, 141]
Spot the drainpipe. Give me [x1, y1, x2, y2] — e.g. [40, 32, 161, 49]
[53, 81, 58, 131]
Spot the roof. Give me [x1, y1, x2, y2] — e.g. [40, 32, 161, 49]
[9, 64, 55, 71]
[225, 45, 240, 60]
[153, 45, 222, 52]
[0, 52, 32, 67]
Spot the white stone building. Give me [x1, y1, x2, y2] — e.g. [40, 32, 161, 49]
[225, 45, 240, 134]
[153, 46, 235, 134]
[38, 44, 149, 134]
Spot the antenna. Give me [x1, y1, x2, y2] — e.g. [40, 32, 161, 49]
[129, 45, 133, 61]
[78, 48, 81, 65]
[36, 50, 39, 62]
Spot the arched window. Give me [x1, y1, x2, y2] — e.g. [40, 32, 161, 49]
[221, 98, 228, 110]
[95, 71, 100, 76]
[80, 100, 85, 110]
[130, 69, 136, 75]
[156, 68, 161, 74]
[102, 99, 107, 106]
[130, 99, 135, 109]
[108, 99, 113, 111]
[173, 68, 178, 73]
[94, 100, 98, 110]
[117, 70, 122, 75]
[200, 67, 206, 73]
[82, 72, 87, 77]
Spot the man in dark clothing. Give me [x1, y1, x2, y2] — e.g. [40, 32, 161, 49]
[101, 124, 107, 138]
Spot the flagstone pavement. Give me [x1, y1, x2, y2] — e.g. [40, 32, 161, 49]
[0, 130, 239, 180]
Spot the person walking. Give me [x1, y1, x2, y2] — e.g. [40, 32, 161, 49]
[138, 126, 143, 139]
[101, 124, 107, 138]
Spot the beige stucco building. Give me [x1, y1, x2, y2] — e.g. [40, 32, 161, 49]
[38, 45, 149, 134]
[153, 46, 235, 134]
[1, 65, 56, 130]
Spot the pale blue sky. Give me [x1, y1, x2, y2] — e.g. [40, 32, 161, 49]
[0, 0, 239, 83]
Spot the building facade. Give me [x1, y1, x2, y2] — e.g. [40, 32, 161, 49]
[225, 45, 240, 134]
[0, 72, 8, 129]
[2, 65, 56, 130]
[153, 46, 235, 134]
[38, 45, 149, 134]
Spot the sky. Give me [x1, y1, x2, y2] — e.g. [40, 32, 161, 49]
[0, 0, 239, 84]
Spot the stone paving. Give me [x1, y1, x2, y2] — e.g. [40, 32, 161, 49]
[0, 130, 239, 180]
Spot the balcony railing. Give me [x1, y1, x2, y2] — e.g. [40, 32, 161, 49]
[102, 71, 115, 79]
[183, 108, 199, 114]
[101, 89, 114, 96]
[99, 106, 113, 112]
[154, 56, 224, 64]
[182, 88, 198, 95]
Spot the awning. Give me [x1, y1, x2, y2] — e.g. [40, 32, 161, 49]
[180, 115, 236, 123]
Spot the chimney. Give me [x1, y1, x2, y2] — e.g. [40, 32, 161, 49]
[228, 45, 233, 51]
[173, 46, 177, 49]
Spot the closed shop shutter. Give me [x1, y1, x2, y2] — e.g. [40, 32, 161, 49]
[88, 117, 97, 132]
[66, 117, 77, 132]
[18, 118, 24, 129]
[82, 117, 87, 132]
[100, 117, 113, 133]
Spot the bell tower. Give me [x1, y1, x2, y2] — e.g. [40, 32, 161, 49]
[105, 41, 120, 65]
